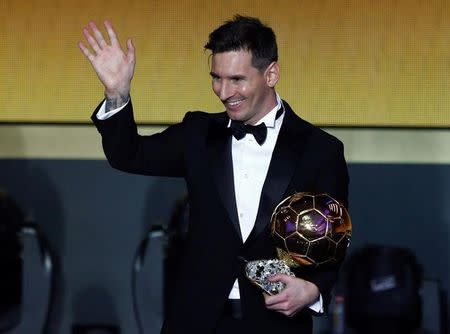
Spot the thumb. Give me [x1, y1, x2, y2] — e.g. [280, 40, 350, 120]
[126, 39, 135, 61]
[268, 273, 292, 284]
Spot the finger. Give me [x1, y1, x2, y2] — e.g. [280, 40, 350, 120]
[82, 27, 101, 54]
[267, 303, 285, 312]
[89, 21, 108, 48]
[104, 20, 119, 47]
[268, 273, 291, 283]
[265, 291, 287, 306]
[126, 38, 135, 62]
[265, 299, 282, 311]
[78, 41, 95, 62]
[266, 300, 290, 314]
[265, 297, 297, 315]
[268, 274, 280, 282]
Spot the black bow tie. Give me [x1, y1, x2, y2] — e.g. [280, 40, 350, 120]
[228, 105, 284, 145]
[230, 120, 267, 145]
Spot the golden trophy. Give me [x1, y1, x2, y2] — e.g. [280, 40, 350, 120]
[245, 192, 352, 294]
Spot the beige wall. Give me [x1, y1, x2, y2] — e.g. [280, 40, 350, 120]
[1, 125, 450, 165]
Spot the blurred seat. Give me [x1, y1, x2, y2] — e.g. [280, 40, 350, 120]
[132, 194, 189, 334]
[344, 245, 423, 334]
[420, 279, 446, 334]
[132, 226, 165, 334]
[0, 224, 53, 334]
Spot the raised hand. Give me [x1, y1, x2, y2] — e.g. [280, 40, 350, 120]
[78, 21, 135, 109]
[264, 274, 320, 317]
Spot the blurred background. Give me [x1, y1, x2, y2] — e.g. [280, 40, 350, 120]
[0, 0, 449, 333]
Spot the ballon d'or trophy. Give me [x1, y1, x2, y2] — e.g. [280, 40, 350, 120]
[245, 192, 352, 295]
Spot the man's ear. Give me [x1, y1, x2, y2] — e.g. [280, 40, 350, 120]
[265, 61, 280, 88]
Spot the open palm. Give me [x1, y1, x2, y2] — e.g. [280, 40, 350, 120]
[78, 21, 135, 100]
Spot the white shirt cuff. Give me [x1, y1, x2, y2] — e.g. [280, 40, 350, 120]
[96, 98, 130, 120]
[308, 294, 323, 313]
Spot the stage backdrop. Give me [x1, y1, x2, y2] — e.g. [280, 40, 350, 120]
[1, 0, 449, 126]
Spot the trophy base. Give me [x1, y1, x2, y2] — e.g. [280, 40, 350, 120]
[244, 259, 295, 295]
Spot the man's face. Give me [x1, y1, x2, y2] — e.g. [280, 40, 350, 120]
[210, 50, 278, 125]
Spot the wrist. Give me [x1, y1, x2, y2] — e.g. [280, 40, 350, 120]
[305, 281, 320, 302]
[104, 91, 130, 112]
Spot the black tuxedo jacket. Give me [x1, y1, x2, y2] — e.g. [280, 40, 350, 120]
[92, 99, 349, 334]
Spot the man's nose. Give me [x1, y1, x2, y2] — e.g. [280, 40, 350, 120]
[218, 81, 233, 101]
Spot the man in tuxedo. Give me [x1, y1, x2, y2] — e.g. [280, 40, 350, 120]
[79, 15, 349, 334]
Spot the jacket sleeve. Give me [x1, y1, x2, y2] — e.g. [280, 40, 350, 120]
[91, 99, 190, 177]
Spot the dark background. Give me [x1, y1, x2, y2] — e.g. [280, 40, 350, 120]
[0, 157, 448, 333]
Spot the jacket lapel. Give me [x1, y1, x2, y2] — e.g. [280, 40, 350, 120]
[245, 101, 311, 244]
[206, 102, 311, 244]
[206, 113, 243, 241]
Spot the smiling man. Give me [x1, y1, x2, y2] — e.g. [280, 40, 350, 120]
[209, 50, 279, 125]
[79, 15, 349, 334]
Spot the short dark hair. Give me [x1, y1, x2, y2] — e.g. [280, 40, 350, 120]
[204, 15, 278, 72]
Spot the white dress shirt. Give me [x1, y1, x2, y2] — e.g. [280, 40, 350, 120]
[227, 94, 283, 297]
[226, 94, 322, 313]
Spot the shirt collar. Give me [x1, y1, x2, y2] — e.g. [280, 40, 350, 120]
[227, 93, 283, 128]
[255, 93, 283, 128]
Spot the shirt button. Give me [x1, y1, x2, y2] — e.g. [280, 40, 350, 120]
[239, 213, 244, 218]
[244, 174, 248, 179]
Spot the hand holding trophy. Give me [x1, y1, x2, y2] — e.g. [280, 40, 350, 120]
[245, 192, 352, 295]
